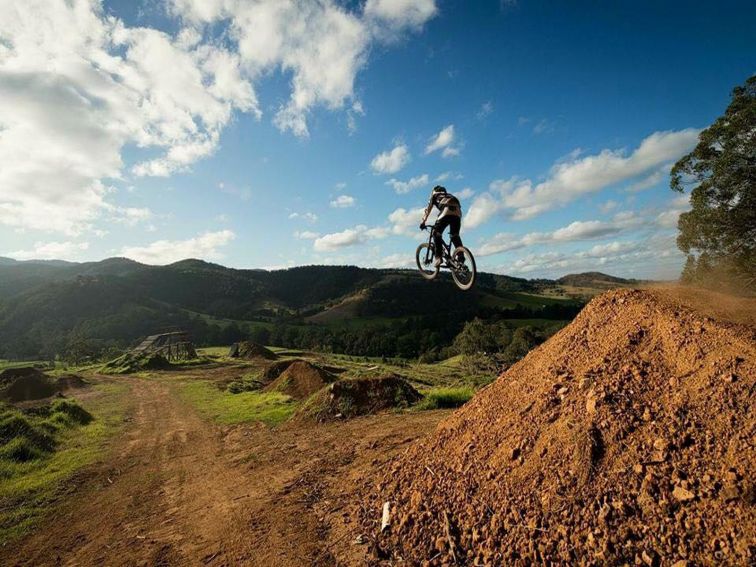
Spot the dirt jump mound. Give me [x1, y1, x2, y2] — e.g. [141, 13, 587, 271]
[264, 361, 336, 400]
[228, 341, 277, 360]
[102, 352, 173, 374]
[0, 368, 88, 402]
[297, 375, 421, 422]
[361, 289, 755, 565]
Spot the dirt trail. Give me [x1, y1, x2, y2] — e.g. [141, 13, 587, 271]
[4, 375, 445, 566]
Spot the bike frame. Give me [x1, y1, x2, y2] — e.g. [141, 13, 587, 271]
[424, 225, 456, 269]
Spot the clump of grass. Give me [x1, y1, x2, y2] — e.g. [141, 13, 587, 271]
[176, 380, 296, 426]
[0, 383, 129, 543]
[416, 386, 475, 410]
[0, 401, 94, 469]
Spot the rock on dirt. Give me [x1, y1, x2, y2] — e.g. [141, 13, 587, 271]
[359, 289, 755, 565]
[264, 360, 337, 400]
[228, 341, 277, 360]
[295, 375, 422, 422]
[0, 367, 88, 402]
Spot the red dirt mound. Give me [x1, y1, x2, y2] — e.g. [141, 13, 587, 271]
[264, 361, 336, 400]
[229, 341, 277, 360]
[360, 289, 755, 565]
[54, 374, 89, 390]
[296, 375, 422, 422]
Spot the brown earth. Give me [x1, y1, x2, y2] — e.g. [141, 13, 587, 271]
[296, 375, 422, 423]
[358, 288, 756, 565]
[264, 360, 336, 399]
[0, 369, 87, 403]
[2, 372, 447, 566]
[229, 341, 277, 360]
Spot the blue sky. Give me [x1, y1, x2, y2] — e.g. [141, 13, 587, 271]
[1, 0, 754, 278]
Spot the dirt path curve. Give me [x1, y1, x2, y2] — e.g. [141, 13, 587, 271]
[4, 374, 447, 566]
[6, 377, 256, 566]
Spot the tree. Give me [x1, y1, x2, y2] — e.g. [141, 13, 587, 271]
[670, 76, 756, 289]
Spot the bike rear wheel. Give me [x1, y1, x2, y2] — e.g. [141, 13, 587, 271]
[450, 246, 476, 290]
[416, 242, 439, 280]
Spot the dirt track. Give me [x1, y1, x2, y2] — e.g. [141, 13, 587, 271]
[4, 377, 446, 566]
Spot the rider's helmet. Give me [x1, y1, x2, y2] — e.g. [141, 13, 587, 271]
[432, 185, 447, 195]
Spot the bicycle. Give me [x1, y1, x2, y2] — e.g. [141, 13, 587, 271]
[416, 224, 477, 291]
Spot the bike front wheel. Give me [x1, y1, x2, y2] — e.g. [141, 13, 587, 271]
[450, 246, 476, 290]
[416, 242, 439, 280]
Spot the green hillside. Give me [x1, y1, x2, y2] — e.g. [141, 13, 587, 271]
[0, 258, 600, 361]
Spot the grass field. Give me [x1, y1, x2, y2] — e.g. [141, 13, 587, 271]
[174, 380, 297, 426]
[0, 381, 130, 543]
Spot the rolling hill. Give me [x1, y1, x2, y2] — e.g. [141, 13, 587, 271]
[0, 257, 635, 360]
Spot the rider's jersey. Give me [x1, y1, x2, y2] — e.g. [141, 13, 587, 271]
[422, 192, 462, 224]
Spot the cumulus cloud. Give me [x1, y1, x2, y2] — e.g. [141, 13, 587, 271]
[493, 233, 683, 280]
[425, 125, 460, 157]
[466, 129, 700, 227]
[120, 229, 235, 264]
[5, 240, 90, 261]
[330, 195, 356, 208]
[371, 143, 411, 174]
[173, 0, 437, 137]
[478, 214, 649, 257]
[1, 0, 437, 235]
[313, 226, 365, 251]
[386, 173, 429, 194]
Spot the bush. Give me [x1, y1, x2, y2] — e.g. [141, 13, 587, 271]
[416, 387, 475, 410]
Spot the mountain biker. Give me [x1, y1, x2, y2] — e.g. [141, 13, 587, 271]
[419, 185, 463, 267]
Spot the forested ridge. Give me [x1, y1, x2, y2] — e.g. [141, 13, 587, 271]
[0, 257, 624, 361]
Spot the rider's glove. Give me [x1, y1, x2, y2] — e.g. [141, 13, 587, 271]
[419, 222, 426, 230]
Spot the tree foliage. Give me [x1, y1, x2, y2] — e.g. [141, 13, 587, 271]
[671, 76, 756, 289]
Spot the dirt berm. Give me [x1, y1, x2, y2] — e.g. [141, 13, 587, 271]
[360, 289, 755, 565]
[296, 375, 422, 422]
[264, 360, 336, 399]
[0, 368, 88, 402]
[228, 341, 277, 360]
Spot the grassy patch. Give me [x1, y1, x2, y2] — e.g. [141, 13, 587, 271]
[416, 386, 475, 410]
[0, 382, 130, 543]
[175, 380, 296, 426]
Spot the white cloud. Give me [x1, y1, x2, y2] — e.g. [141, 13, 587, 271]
[371, 143, 411, 174]
[330, 195, 356, 208]
[120, 229, 235, 264]
[374, 252, 414, 268]
[312, 223, 391, 251]
[6, 240, 90, 261]
[458, 187, 476, 200]
[385, 173, 429, 194]
[466, 128, 700, 227]
[294, 230, 320, 239]
[387, 207, 426, 237]
[174, 0, 436, 137]
[364, 0, 438, 30]
[599, 200, 619, 214]
[1, 0, 437, 235]
[313, 227, 365, 251]
[288, 211, 318, 222]
[478, 214, 648, 257]
[425, 125, 460, 156]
